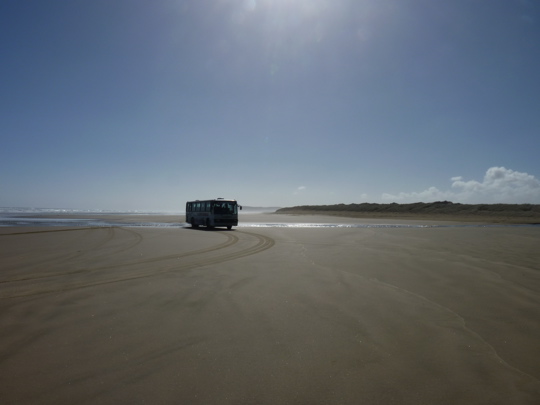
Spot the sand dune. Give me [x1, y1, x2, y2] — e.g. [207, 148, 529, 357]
[1, 214, 539, 404]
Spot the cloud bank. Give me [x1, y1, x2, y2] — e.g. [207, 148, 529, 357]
[382, 167, 540, 204]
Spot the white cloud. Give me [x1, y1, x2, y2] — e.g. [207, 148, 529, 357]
[382, 167, 540, 204]
[293, 186, 307, 195]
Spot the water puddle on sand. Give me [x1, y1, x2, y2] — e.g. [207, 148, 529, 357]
[239, 223, 538, 228]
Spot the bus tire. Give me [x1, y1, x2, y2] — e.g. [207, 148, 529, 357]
[227, 225, 232, 230]
[206, 219, 213, 229]
[191, 218, 198, 228]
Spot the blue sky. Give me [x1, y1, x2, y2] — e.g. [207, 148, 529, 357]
[1, 0, 540, 210]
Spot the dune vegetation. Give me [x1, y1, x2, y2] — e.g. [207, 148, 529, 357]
[276, 201, 540, 224]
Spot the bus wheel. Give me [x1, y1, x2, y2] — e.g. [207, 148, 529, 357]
[206, 219, 213, 229]
[227, 226, 232, 230]
[191, 218, 198, 228]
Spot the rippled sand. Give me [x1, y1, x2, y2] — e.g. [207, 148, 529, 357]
[1, 214, 539, 404]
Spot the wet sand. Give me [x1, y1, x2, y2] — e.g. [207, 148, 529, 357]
[1, 214, 539, 404]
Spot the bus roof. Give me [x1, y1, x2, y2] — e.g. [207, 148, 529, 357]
[188, 198, 238, 203]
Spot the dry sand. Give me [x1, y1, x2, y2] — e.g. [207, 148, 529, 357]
[1, 214, 539, 404]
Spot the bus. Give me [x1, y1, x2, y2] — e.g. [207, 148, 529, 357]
[185, 198, 241, 230]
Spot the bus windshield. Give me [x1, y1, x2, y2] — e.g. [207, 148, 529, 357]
[213, 201, 237, 215]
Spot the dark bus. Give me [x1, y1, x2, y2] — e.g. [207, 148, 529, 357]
[185, 198, 241, 229]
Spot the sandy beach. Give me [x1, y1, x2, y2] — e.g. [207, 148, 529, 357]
[1, 213, 539, 404]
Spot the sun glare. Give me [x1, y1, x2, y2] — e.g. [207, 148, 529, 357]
[243, 0, 331, 14]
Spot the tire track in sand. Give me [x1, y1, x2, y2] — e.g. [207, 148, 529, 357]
[0, 230, 273, 298]
[0, 227, 115, 281]
[0, 227, 139, 283]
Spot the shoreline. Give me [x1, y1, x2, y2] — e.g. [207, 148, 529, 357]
[5, 210, 540, 224]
